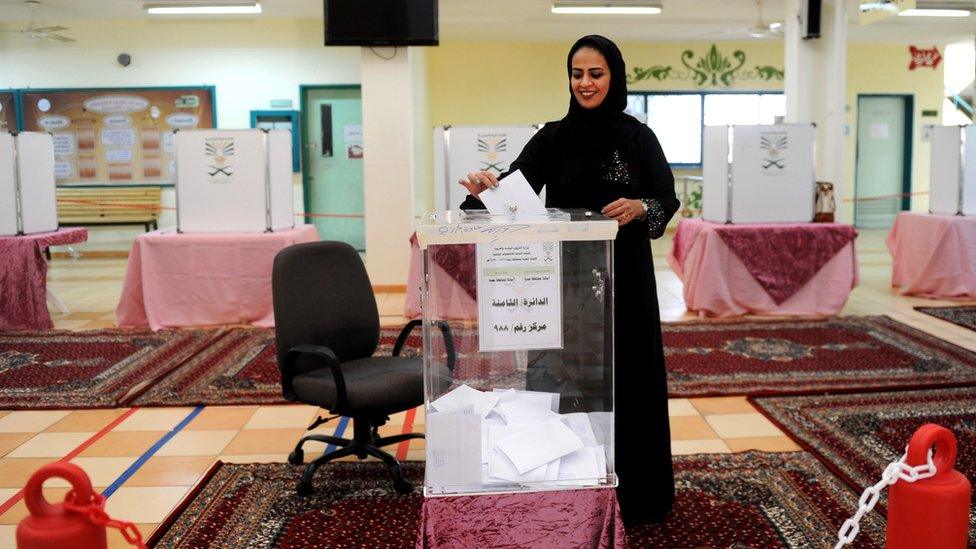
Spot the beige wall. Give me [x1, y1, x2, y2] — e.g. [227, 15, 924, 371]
[426, 40, 785, 126]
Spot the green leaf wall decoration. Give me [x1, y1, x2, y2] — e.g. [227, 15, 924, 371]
[627, 44, 785, 88]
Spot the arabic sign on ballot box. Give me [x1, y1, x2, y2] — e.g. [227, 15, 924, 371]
[477, 241, 562, 352]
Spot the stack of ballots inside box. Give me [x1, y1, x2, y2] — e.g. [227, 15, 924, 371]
[425, 383, 611, 493]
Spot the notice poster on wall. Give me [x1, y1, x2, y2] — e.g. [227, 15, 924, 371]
[344, 124, 363, 159]
[19, 88, 215, 185]
[0, 92, 15, 133]
[476, 241, 562, 352]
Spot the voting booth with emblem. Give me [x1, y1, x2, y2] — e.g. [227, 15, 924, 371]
[929, 125, 976, 216]
[0, 132, 58, 237]
[433, 125, 537, 212]
[702, 123, 816, 224]
[416, 208, 618, 496]
[175, 129, 294, 233]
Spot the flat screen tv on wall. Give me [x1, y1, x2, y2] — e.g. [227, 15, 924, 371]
[324, 0, 438, 46]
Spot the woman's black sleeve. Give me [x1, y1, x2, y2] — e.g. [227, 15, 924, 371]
[459, 125, 550, 210]
[635, 128, 680, 239]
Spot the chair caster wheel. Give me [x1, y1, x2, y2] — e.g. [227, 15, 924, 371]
[394, 479, 413, 494]
[288, 449, 303, 465]
[297, 481, 315, 497]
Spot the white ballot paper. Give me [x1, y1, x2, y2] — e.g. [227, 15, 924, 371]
[488, 448, 560, 484]
[478, 169, 546, 217]
[560, 413, 599, 447]
[557, 445, 606, 486]
[496, 399, 559, 426]
[476, 241, 562, 352]
[494, 417, 584, 475]
[494, 388, 560, 412]
[430, 383, 500, 419]
[481, 414, 507, 464]
[587, 411, 613, 448]
[426, 408, 482, 488]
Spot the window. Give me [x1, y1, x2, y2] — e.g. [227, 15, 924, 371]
[627, 92, 786, 167]
[647, 95, 701, 165]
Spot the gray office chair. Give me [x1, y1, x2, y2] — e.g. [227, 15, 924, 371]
[272, 240, 454, 495]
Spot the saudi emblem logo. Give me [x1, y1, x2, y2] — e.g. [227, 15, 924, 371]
[205, 137, 235, 178]
[477, 134, 508, 174]
[760, 132, 787, 171]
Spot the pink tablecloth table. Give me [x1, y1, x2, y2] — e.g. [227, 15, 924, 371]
[667, 218, 859, 318]
[116, 224, 318, 330]
[415, 488, 625, 548]
[886, 211, 976, 299]
[405, 235, 477, 320]
[0, 228, 88, 331]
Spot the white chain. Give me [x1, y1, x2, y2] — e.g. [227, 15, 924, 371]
[834, 447, 936, 549]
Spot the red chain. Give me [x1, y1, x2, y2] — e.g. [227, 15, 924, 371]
[62, 490, 147, 549]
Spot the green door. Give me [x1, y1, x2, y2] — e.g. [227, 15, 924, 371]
[854, 95, 912, 229]
[302, 86, 364, 250]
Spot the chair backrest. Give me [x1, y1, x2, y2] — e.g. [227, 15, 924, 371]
[272, 241, 380, 370]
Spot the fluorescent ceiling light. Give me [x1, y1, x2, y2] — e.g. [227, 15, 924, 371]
[145, 3, 262, 15]
[551, 4, 662, 15]
[898, 8, 970, 16]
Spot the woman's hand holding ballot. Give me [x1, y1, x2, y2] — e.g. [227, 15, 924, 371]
[458, 170, 499, 196]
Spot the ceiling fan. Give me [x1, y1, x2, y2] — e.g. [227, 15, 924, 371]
[704, 0, 784, 39]
[0, 1, 76, 42]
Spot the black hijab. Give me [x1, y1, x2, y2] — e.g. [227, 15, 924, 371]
[561, 35, 640, 154]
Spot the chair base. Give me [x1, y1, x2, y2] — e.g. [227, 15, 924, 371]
[289, 416, 424, 496]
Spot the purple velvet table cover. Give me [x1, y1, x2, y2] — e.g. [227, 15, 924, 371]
[415, 488, 626, 548]
[0, 228, 88, 331]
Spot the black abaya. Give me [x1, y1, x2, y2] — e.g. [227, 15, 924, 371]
[460, 35, 680, 523]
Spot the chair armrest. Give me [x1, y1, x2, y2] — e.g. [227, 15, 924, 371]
[282, 344, 348, 412]
[392, 319, 456, 373]
[392, 319, 422, 357]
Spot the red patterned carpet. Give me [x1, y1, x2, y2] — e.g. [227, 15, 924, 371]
[149, 461, 425, 549]
[133, 327, 281, 407]
[663, 316, 976, 396]
[8, 316, 971, 408]
[0, 328, 221, 409]
[915, 306, 976, 333]
[134, 325, 501, 407]
[751, 387, 976, 546]
[148, 452, 883, 549]
[627, 451, 885, 548]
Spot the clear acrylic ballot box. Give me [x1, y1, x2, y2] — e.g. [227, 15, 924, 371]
[415, 208, 618, 496]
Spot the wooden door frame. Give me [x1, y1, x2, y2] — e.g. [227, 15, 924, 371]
[298, 84, 362, 224]
[853, 94, 914, 227]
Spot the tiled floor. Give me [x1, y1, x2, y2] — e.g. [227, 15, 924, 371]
[1, 228, 973, 546]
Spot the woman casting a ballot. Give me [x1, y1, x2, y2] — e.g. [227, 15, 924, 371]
[458, 35, 680, 524]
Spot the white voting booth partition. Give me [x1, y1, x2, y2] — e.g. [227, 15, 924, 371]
[175, 129, 293, 233]
[929, 125, 976, 216]
[0, 132, 59, 237]
[417, 208, 618, 497]
[433, 126, 537, 212]
[702, 124, 816, 223]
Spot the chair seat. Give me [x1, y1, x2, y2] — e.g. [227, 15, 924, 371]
[292, 356, 434, 417]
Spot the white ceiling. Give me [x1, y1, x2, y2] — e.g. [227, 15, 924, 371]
[0, 0, 973, 44]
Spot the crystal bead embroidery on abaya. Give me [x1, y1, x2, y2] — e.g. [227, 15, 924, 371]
[600, 150, 633, 185]
[599, 149, 669, 240]
[642, 197, 669, 239]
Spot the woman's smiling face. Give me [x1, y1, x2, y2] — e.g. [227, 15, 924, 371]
[571, 46, 610, 110]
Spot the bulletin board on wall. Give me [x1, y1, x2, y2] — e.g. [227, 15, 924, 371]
[18, 87, 216, 186]
[0, 92, 17, 132]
